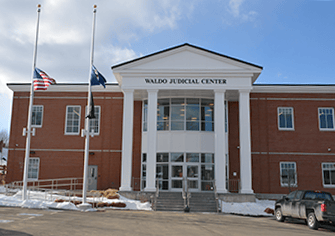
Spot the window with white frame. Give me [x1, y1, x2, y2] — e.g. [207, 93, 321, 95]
[322, 163, 335, 187]
[28, 158, 39, 180]
[65, 106, 81, 135]
[318, 108, 334, 130]
[278, 107, 294, 130]
[85, 106, 100, 135]
[143, 98, 215, 132]
[31, 105, 43, 127]
[280, 162, 297, 187]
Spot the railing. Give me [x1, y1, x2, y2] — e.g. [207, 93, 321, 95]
[153, 179, 160, 211]
[182, 177, 191, 210]
[5, 177, 84, 200]
[213, 180, 220, 213]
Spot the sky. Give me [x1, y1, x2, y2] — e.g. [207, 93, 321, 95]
[1, 0, 335, 133]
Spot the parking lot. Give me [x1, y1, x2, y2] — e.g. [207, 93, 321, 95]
[0, 207, 335, 236]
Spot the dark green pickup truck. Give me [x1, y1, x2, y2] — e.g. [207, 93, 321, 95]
[275, 190, 335, 230]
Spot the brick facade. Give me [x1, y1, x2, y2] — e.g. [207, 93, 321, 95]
[6, 89, 335, 195]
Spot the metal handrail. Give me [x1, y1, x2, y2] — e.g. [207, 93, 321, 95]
[182, 177, 191, 210]
[153, 179, 159, 211]
[213, 179, 220, 213]
[6, 177, 83, 198]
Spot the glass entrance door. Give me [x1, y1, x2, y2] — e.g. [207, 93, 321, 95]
[170, 153, 200, 192]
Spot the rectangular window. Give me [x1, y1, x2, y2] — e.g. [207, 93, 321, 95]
[201, 99, 214, 131]
[86, 106, 100, 135]
[322, 163, 335, 187]
[280, 162, 297, 187]
[186, 98, 200, 131]
[278, 107, 294, 130]
[65, 106, 81, 135]
[157, 99, 169, 131]
[31, 105, 43, 127]
[28, 158, 39, 180]
[318, 108, 334, 130]
[143, 101, 148, 132]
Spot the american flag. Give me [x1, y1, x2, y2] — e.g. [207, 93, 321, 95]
[33, 68, 56, 91]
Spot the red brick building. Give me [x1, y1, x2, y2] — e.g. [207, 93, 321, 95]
[6, 44, 335, 196]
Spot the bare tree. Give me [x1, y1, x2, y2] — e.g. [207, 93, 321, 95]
[0, 129, 9, 147]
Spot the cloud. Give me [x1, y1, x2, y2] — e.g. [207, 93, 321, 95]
[0, 0, 190, 131]
[224, 0, 258, 24]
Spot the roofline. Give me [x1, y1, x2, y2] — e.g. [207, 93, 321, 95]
[253, 84, 335, 86]
[111, 43, 263, 70]
[6, 83, 119, 86]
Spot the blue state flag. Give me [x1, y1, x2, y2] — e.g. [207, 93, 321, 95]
[91, 65, 106, 88]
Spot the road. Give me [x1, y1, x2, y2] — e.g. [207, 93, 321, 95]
[0, 207, 334, 235]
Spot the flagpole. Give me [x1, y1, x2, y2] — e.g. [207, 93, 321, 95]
[22, 4, 41, 201]
[80, 5, 97, 207]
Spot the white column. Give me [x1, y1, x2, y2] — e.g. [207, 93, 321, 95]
[239, 89, 254, 194]
[144, 89, 158, 192]
[214, 90, 228, 193]
[120, 89, 134, 191]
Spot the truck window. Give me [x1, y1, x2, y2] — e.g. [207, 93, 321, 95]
[303, 191, 334, 201]
[286, 191, 297, 200]
[294, 191, 303, 200]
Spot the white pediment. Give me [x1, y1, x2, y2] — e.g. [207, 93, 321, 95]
[113, 44, 262, 73]
[112, 44, 262, 86]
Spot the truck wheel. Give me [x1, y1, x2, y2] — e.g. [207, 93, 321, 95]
[275, 208, 285, 222]
[307, 212, 319, 230]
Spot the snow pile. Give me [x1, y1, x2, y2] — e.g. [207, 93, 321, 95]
[221, 199, 275, 216]
[0, 190, 152, 211]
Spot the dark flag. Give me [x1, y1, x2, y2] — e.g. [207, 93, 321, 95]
[87, 66, 106, 119]
[86, 92, 95, 119]
[91, 65, 106, 88]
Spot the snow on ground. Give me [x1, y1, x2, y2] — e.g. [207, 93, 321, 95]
[221, 199, 275, 216]
[0, 187, 275, 215]
[0, 189, 152, 211]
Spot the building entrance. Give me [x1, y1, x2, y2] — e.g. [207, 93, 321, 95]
[153, 152, 215, 192]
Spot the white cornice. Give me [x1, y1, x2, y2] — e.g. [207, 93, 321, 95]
[7, 83, 121, 92]
[252, 85, 335, 93]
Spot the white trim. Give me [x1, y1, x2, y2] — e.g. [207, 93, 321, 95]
[31, 105, 43, 128]
[8, 84, 121, 92]
[279, 162, 297, 187]
[322, 162, 335, 188]
[318, 107, 335, 131]
[64, 105, 81, 135]
[8, 148, 122, 152]
[28, 157, 40, 181]
[277, 107, 295, 131]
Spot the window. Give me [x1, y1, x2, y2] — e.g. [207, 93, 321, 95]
[201, 153, 215, 191]
[201, 99, 214, 131]
[65, 106, 81, 135]
[86, 106, 100, 135]
[322, 163, 335, 187]
[280, 162, 297, 187]
[31, 105, 43, 127]
[157, 99, 169, 130]
[143, 101, 148, 132]
[278, 107, 294, 130]
[28, 158, 39, 180]
[318, 108, 334, 130]
[143, 98, 215, 132]
[156, 153, 169, 190]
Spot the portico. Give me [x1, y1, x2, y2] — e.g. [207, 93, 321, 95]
[113, 43, 262, 194]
